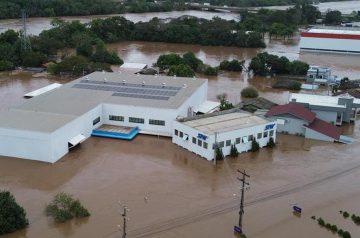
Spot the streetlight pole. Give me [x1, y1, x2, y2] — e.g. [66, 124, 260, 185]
[122, 206, 127, 238]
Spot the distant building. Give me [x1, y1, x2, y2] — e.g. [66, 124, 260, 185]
[306, 66, 339, 85]
[173, 110, 277, 161]
[289, 93, 360, 126]
[266, 103, 345, 143]
[300, 26, 360, 54]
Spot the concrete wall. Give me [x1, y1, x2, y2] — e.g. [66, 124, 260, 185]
[177, 81, 208, 117]
[311, 110, 338, 125]
[305, 128, 335, 142]
[172, 120, 277, 161]
[50, 105, 103, 163]
[0, 128, 52, 162]
[271, 115, 307, 136]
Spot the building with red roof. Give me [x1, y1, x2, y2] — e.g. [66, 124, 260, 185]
[266, 103, 344, 142]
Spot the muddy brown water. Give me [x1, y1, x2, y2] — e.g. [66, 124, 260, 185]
[1, 27, 360, 238]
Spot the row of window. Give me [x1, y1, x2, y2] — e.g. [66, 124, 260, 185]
[217, 130, 274, 148]
[174, 129, 208, 149]
[108, 115, 165, 126]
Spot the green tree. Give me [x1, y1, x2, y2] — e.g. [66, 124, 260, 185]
[0, 60, 14, 71]
[251, 138, 260, 152]
[325, 10, 343, 25]
[167, 64, 195, 77]
[219, 59, 243, 71]
[182, 52, 202, 71]
[46, 192, 90, 223]
[91, 41, 123, 65]
[156, 53, 184, 69]
[230, 144, 239, 157]
[0, 191, 28, 235]
[21, 51, 47, 67]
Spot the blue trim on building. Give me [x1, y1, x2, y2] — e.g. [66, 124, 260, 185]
[91, 127, 140, 140]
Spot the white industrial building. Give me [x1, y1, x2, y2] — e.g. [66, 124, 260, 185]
[0, 72, 212, 163]
[172, 110, 277, 161]
[300, 26, 360, 54]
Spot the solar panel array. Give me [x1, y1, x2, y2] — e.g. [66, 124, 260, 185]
[72, 80, 182, 101]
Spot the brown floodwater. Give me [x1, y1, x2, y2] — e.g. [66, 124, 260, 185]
[1, 8, 360, 237]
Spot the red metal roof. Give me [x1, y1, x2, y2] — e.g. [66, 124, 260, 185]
[306, 118, 342, 140]
[265, 103, 316, 123]
[301, 32, 360, 40]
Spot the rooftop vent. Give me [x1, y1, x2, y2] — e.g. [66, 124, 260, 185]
[103, 78, 107, 83]
[173, 75, 177, 78]
[142, 81, 145, 86]
[183, 83, 187, 88]
[162, 83, 166, 88]
[154, 74, 158, 77]
[193, 76, 196, 80]
[85, 76, 89, 81]
[122, 80, 126, 85]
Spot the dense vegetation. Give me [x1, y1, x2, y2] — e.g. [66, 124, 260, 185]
[46, 193, 90, 223]
[0, 191, 28, 235]
[193, 0, 348, 7]
[324, 10, 343, 25]
[249, 52, 309, 76]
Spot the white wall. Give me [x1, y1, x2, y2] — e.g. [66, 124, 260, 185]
[50, 105, 103, 163]
[300, 37, 360, 53]
[305, 128, 334, 142]
[0, 128, 52, 162]
[172, 120, 277, 161]
[311, 110, 338, 125]
[177, 81, 208, 117]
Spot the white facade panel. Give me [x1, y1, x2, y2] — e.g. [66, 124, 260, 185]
[172, 120, 277, 161]
[0, 128, 52, 162]
[300, 37, 360, 53]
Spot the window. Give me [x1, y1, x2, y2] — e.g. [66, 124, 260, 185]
[129, 117, 144, 124]
[109, 115, 124, 121]
[192, 137, 196, 144]
[149, 119, 165, 126]
[264, 131, 268, 138]
[203, 142, 208, 149]
[93, 117, 100, 126]
[198, 139, 202, 147]
[175, 129, 178, 136]
[180, 131, 183, 138]
[219, 141, 224, 148]
[269, 130, 274, 137]
[248, 135, 254, 141]
[226, 140, 231, 146]
[257, 133, 262, 139]
[236, 138, 241, 144]
[242, 136, 249, 143]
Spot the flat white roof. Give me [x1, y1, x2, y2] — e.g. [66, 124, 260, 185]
[194, 100, 220, 114]
[289, 93, 359, 108]
[24, 83, 62, 98]
[308, 27, 360, 35]
[181, 112, 270, 135]
[120, 63, 148, 70]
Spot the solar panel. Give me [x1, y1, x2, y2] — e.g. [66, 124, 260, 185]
[72, 82, 180, 101]
[79, 80, 182, 91]
[112, 92, 170, 100]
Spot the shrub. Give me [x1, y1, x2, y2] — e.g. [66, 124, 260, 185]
[204, 66, 218, 76]
[241, 86, 258, 98]
[219, 59, 243, 72]
[331, 225, 338, 232]
[230, 144, 239, 157]
[325, 223, 332, 229]
[267, 137, 276, 148]
[215, 147, 224, 161]
[21, 51, 47, 67]
[46, 192, 90, 223]
[250, 138, 260, 152]
[343, 211, 349, 218]
[0, 191, 28, 235]
[289, 81, 302, 90]
[338, 229, 344, 236]
[342, 231, 351, 238]
[311, 215, 316, 220]
[217, 93, 234, 111]
[317, 217, 325, 226]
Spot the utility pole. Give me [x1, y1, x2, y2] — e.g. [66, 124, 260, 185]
[121, 206, 128, 238]
[235, 169, 250, 234]
[21, 9, 31, 51]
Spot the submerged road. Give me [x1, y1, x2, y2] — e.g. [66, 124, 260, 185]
[114, 162, 360, 238]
